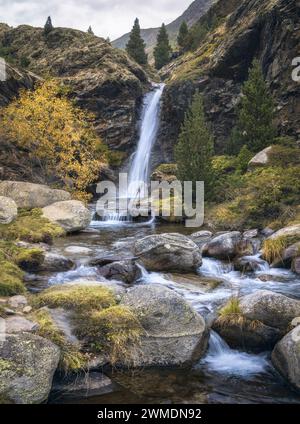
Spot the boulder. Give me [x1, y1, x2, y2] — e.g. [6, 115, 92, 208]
[42, 200, 92, 233]
[0, 181, 70, 209]
[51, 372, 115, 400]
[240, 290, 300, 330]
[292, 257, 300, 275]
[243, 229, 259, 239]
[99, 260, 141, 284]
[213, 318, 281, 352]
[8, 295, 28, 309]
[268, 224, 300, 241]
[190, 231, 213, 247]
[272, 242, 300, 268]
[120, 285, 208, 367]
[0, 196, 17, 224]
[0, 333, 60, 404]
[272, 326, 300, 390]
[202, 231, 242, 260]
[38, 252, 74, 273]
[248, 146, 274, 168]
[134, 233, 202, 273]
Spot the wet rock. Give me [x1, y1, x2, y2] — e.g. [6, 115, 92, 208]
[213, 318, 281, 352]
[240, 290, 300, 330]
[51, 372, 115, 400]
[234, 239, 255, 257]
[64, 246, 92, 255]
[42, 200, 92, 233]
[272, 326, 300, 390]
[5, 316, 38, 334]
[0, 196, 17, 224]
[0, 181, 70, 209]
[38, 252, 74, 273]
[0, 333, 60, 404]
[88, 256, 126, 267]
[120, 285, 208, 367]
[99, 260, 141, 284]
[292, 257, 300, 275]
[202, 231, 242, 260]
[134, 233, 202, 273]
[234, 255, 267, 273]
[272, 242, 300, 268]
[243, 229, 259, 239]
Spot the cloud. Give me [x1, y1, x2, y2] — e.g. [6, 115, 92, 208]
[0, 0, 193, 39]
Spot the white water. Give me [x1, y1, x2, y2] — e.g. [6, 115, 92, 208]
[128, 83, 165, 199]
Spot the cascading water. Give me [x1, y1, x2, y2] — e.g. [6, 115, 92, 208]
[128, 83, 165, 199]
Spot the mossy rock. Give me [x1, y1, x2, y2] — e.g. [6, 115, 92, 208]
[15, 248, 45, 272]
[0, 209, 65, 244]
[0, 260, 25, 296]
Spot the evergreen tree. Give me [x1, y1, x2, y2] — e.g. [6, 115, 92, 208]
[154, 23, 172, 70]
[44, 16, 53, 35]
[231, 59, 275, 153]
[87, 26, 94, 35]
[177, 21, 189, 49]
[175, 92, 215, 199]
[126, 18, 147, 65]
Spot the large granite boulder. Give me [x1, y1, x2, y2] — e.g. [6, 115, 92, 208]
[0, 196, 17, 224]
[0, 181, 70, 209]
[272, 326, 300, 390]
[42, 200, 91, 233]
[120, 285, 208, 367]
[0, 333, 60, 404]
[202, 231, 242, 260]
[134, 233, 202, 273]
[240, 290, 300, 330]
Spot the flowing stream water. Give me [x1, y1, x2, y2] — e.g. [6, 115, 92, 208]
[33, 86, 300, 404]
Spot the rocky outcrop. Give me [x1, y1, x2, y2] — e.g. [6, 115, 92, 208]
[0, 181, 71, 209]
[159, 0, 300, 160]
[42, 200, 91, 233]
[272, 326, 300, 390]
[0, 24, 149, 153]
[0, 196, 17, 224]
[248, 146, 274, 169]
[0, 333, 60, 404]
[120, 285, 208, 367]
[134, 233, 202, 273]
[240, 290, 300, 330]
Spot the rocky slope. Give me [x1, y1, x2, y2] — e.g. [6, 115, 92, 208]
[113, 0, 215, 56]
[0, 24, 150, 153]
[158, 0, 300, 160]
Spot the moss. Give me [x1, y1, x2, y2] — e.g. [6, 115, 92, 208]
[74, 305, 143, 366]
[0, 209, 65, 244]
[107, 151, 127, 168]
[33, 309, 86, 373]
[32, 284, 116, 313]
[0, 261, 25, 296]
[155, 163, 178, 175]
[15, 248, 44, 272]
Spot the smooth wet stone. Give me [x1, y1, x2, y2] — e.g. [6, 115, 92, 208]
[134, 233, 202, 273]
[0, 333, 60, 404]
[120, 285, 208, 368]
[38, 252, 75, 272]
[99, 259, 141, 284]
[51, 372, 115, 399]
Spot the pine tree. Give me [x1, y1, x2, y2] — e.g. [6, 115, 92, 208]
[44, 16, 53, 35]
[177, 21, 189, 49]
[231, 59, 275, 153]
[154, 23, 172, 70]
[87, 26, 94, 35]
[175, 92, 215, 199]
[126, 18, 147, 65]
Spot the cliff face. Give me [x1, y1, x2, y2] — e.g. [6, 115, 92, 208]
[113, 0, 215, 57]
[158, 0, 300, 161]
[0, 24, 150, 152]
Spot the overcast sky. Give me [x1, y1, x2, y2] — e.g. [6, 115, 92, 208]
[0, 0, 193, 40]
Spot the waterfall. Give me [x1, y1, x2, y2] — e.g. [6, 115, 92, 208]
[128, 83, 165, 199]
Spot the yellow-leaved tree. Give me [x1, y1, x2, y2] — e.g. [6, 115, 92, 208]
[0, 79, 107, 201]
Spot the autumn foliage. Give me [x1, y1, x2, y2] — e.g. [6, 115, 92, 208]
[0, 80, 107, 201]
